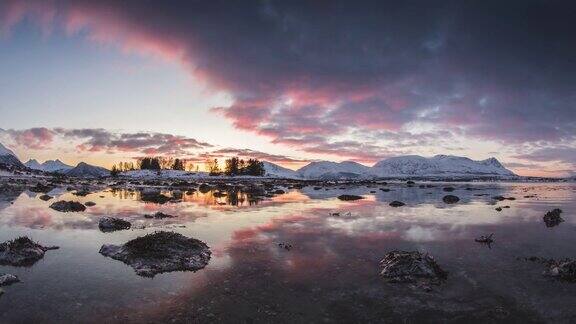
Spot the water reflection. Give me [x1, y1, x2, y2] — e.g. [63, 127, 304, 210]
[0, 182, 574, 323]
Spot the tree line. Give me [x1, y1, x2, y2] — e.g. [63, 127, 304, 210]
[111, 156, 265, 177]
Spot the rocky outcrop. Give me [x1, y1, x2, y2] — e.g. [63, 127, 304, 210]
[543, 209, 564, 227]
[380, 250, 447, 286]
[99, 231, 211, 277]
[0, 237, 59, 266]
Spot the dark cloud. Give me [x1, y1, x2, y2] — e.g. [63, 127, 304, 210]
[2, 0, 576, 161]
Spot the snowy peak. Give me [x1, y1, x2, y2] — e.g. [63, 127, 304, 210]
[297, 160, 371, 179]
[262, 161, 299, 179]
[372, 155, 515, 177]
[24, 159, 73, 172]
[65, 162, 110, 178]
[42, 159, 73, 172]
[24, 159, 43, 170]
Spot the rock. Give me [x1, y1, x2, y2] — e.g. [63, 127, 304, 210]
[379, 250, 447, 285]
[278, 243, 293, 250]
[84, 201, 96, 207]
[543, 208, 564, 227]
[140, 192, 171, 204]
[475, 233, 494, 244]
[99, 217, 131, 232]
[39, 194, 53, 201]
[273, 189, 285, 195]
[73, 190, 91, 197]
[543, 259, 576, 282]
[144, 212, 176, 219]
[198, 183, 213, 193]
[389, 201, 405, 207]
[0, 274, 20, 286]
[337, 195, 364, 201]
[99, 231, 211, 277]
[492, 196, 516, 201]
[29, 183, 53, 193]
[495, 207, 502, 212]
[49, 201, 86, 212]
[0, 237, 59, 266]
[442, 195, 460, 204]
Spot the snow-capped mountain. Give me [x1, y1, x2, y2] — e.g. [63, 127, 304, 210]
[65, 162, 110, 178]
[297, 161, 372, 179]
[0, 142, 25, 169]
[262, 161, 299, 179]
[24, 159, 73, 173]
[371, 155, 515, 177]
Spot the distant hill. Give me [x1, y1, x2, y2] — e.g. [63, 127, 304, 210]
[297, 161, 371, 180]
[262, 161, 299, 178]
[25, 159, 73, 173]
[371, 155, 516, 177]
[65, 162, 110, 178]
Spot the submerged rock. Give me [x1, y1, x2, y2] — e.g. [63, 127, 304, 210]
[543, 208, 564, 227]
[524, 257, 576, 282]
[99, 217, 131, 232]
[379, 250, 447, 285]
[0, 237, 59, 266]
[443, 187, 455, 192]
[99, 231, 211, 277]
[84, 201, 96, 207]
[495, 207, 503, 212]
[544, 259, 576, 282]
[475, 233, 494, 244]
[389, 201, 405, 207]
[144, 212, 175, 219]
[337, 195, 364, 201]
[0, 274, 20, 286]
[442, 195, 460, 204]
[49, 201, 86, 212]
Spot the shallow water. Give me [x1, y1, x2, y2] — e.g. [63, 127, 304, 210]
[0, 182, 575, 323]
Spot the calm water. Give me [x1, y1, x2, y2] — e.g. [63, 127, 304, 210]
[0, 182, 575, 323]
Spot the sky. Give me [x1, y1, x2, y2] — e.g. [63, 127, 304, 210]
[0, 0, 575, 176]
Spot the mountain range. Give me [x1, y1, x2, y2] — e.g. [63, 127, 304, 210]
[1, 141, 516, 179]
[24, 159, 73, 173]
[264, 155, 516, 179]
[0, 142, 109, 177]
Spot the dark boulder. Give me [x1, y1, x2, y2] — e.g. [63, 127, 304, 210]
[389, 201, 405, 207]
[442, 195, 460, 204]
[99, 231, 211, 277]
[0, 237, 59, 266]
[337, 195, 364, 201]
[379, 250, 447, 285]
[99, 217, 131, 232]
[49, 201, 86, 212]
[543, 208, 564, 227]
